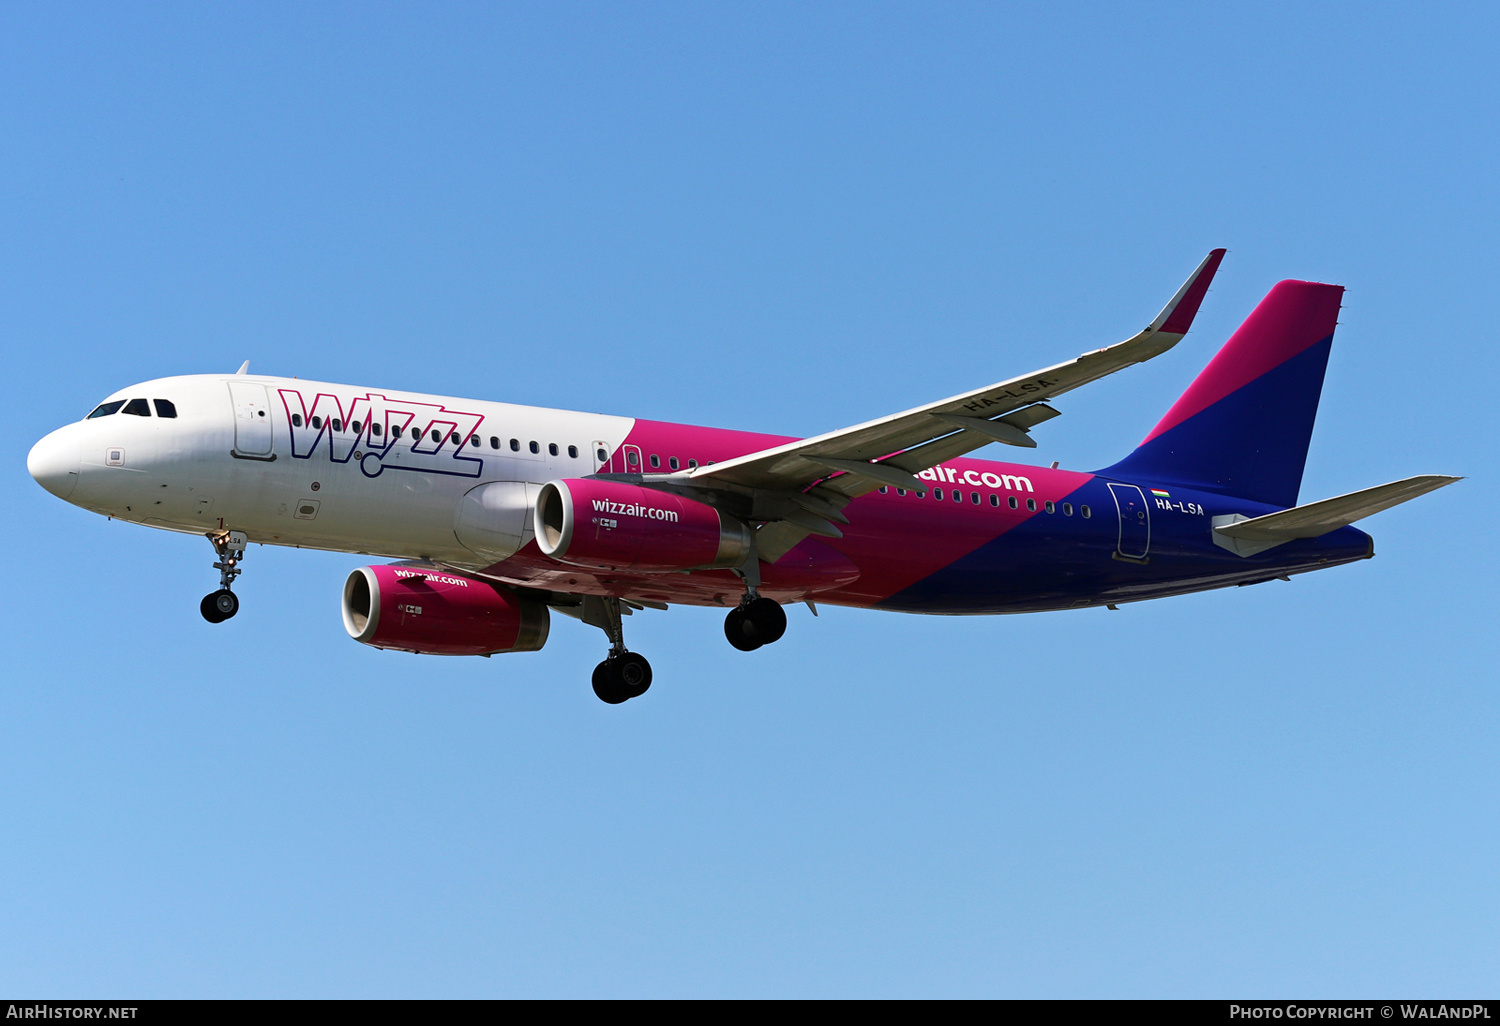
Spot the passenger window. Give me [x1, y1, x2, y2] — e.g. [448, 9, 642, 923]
[311, 416, 322, 429]
[972, 492, 981, 504]
[431, 429, 441, 443]
[1045, 500, 1055, 514]
[392, 426, 402, 438]
[351, 421, 362, 433]
[934, 488, 944, 500]
[470, 436, 480, 447]
[953, 490, 963, 502]
[1081, 505, 1091, 518]
[1062, 502, 1073, 516]
[372, 423, 382, 437]
[549, 443, 559, 456]
[87, 401, 126, 419]
[153, 399, 178, 418]
[1027, 498, 1037, 511]
[529, 441, 540, 454]
[291, 414, 303, 427]
[989, 494, 999, 507]
[569, 445, 579, 459]
[669, 457, 679, 470]
[896, 488, 906, 496]
[489, 436, 499, 449]
[649, 454, 660, 469]
[123, 398, 150, 416]
[451, 432, 461, 444]
[687, 458, 698, 469]
[333, 419, 344, 432]
[511, 439, 520, 451]
[1008, 496, 1018, 509]
[879, 486, 888, 494]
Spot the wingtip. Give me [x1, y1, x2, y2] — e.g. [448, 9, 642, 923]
[1153, 248, 1227, 335]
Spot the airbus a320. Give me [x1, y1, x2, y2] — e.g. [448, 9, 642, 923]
[28, 251, 1457, 703]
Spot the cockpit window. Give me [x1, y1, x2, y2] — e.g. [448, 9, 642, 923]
[122, 398, 151, 416]
[153, 399, 178, 418]
[87, 401, 126, 419]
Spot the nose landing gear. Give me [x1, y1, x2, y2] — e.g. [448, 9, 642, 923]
[201, 530, 247, 624]
[581, 595, 653, 704]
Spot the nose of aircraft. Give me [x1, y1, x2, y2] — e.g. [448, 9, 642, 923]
[28, 427, 81, 500]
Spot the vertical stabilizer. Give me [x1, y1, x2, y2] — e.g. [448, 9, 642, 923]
[1103, 280, 1344, 507]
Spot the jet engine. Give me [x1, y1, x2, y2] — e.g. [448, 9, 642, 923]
[342, 564, 550, 656]
[534, 478, 752, 572]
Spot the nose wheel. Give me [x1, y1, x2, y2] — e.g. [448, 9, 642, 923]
[200, 589, 240, 624]
[201, 530, 247, 623]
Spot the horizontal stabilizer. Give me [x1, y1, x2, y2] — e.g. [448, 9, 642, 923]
[1212, 475, 1460, 556]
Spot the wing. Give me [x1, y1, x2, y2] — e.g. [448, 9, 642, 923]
[647, 250, 1226, 559]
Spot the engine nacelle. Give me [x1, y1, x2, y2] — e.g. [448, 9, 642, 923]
[342, 564, 549, 656]
[534, 478, 752, 572]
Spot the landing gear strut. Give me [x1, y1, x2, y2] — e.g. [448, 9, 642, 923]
[582, 595, 652, 704]
[724, 555, 786, 651]
[201, 530, 247, 624]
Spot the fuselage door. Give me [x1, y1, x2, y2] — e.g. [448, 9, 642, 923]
[619, 444, 643, 475]
[228, 381, 275, 459]
[1108, 482, 1150, 561]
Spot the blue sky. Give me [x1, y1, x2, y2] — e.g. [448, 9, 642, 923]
[3, 2, 1496, 997]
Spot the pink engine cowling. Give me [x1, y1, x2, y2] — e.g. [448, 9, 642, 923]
[342, 564, 550, 656]
[534, 478, 752, 572]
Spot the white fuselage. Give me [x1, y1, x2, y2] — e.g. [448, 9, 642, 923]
[29, 374, 636, 567]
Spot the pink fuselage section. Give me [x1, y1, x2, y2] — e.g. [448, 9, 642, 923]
[481, 419, 1094, 613]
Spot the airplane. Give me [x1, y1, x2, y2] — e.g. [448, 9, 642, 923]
[27, 251, 1459, 704]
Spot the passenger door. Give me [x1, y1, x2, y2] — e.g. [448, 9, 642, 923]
[228, 381, 275, 460]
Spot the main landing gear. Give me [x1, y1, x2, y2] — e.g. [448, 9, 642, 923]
[724, 597, 786, 651]
[581, 595, 652, 705]
[200, 530, 247, 624]
[724, 556, 786, 652]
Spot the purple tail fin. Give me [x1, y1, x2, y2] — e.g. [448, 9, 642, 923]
[1103, 280, 1345, 507]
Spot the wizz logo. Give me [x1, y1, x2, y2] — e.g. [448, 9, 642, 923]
[277, 389, 487, 479]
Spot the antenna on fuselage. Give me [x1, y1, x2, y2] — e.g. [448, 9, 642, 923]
[235, 361, 250, 375]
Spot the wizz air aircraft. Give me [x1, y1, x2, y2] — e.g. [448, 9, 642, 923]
[28, 251, 1457, 703]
